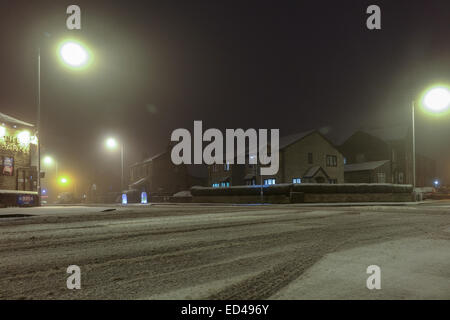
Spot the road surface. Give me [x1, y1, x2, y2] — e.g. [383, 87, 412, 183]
[0, 201, 449, 299]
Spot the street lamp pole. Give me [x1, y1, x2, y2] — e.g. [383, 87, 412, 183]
[37, 48, 41, 203]
[121, 143, 124, 192]
[411, 100, 416, 189]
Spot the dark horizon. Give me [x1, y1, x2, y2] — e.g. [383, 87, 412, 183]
[1, 0, 449, 192]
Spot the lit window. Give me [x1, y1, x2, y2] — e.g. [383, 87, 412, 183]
[212, 183, 219, 187]
[293, 178, 301, 184]
[264, 178, 276, 185]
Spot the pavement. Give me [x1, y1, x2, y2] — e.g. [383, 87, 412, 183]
[0, 200, 449, 299]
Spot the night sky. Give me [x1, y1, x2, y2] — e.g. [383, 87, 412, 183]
[1, 0, 449, 191]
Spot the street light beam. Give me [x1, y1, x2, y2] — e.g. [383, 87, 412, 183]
[106, 138, 118, 149]
[422, 87, 450, 112]
[57, 40, 92, 70]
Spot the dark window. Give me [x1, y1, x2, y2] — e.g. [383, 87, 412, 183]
[326, 155, 337, 167]
[308, 153, 313, 164]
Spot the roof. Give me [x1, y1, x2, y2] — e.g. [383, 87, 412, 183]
[142, 151, 166, 163]
[0, 112, 34, 127]
[362, 125, 409, 142]
[129, 177, 147, 188]
[223, 129, 331, 161]
[130, 150, 167, 167]
[344, 160, 390, 172]
[279, 130, 315, 149]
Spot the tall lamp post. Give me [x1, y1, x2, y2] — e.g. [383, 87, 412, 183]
[412, 86, 450, 189]
[36, 39, 92, 204]
[105, 137, 125, 192]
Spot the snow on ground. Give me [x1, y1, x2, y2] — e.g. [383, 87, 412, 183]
[0, 202, 449, 299]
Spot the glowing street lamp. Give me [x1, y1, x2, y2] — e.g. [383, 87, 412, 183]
[36, 38, 94, 204]
[411, 85, 449, 189]
[105, 137, 125, 192]
[43, 155, 59, 177]
[422, 87, 450, 113]
[57, 40, 92, 69]
[105, 137, 118, 149]
[43, 156, 53, 165]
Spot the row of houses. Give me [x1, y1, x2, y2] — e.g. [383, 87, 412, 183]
[127, 125, 436, 195]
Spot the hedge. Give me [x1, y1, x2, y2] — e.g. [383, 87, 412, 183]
[191, 183, 413, 196]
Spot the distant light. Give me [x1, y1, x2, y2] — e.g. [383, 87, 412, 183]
[43, 156, 53, 165]
[122, 194, 128, 205]
[423, 87, 450, 112]
[106, 138, 118, 149]
[0, 126, 5, 137]
[434, 180, 439, 186]
[60, 41, 88, 67]
[60, 177, 68, 184]
[141, 192, 148, 204]
[42, 189, 47, 194]
[17, 131, 31, 145]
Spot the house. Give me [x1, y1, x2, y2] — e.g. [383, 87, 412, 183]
[340, 125, 436, 186]
[128, 148, 207, 197]
[208, 129, 345, 186]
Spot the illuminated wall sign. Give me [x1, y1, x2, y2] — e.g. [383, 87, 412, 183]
[18, 194, 35, 205]
[0, 132, 33, 153]
[2, 157, 14, 175]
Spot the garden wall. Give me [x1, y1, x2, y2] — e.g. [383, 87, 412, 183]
[190, 183, 414, 204]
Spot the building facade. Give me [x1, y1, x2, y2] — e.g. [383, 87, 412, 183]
[129, 149, 207, 197]
[340, 126, 436, 187]
[208, 130, 345, 187]
[0, 112, 38, 206]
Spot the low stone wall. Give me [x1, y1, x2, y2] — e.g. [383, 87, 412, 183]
[192, 194, 290, 204]
[190, 184, 414, 204]
[303, 192, 413, 203]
